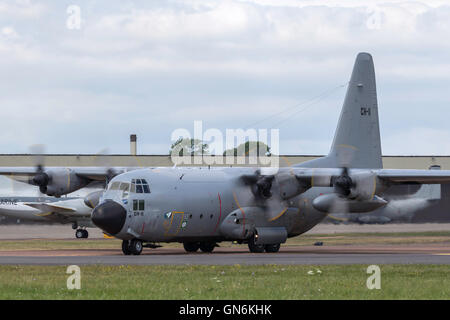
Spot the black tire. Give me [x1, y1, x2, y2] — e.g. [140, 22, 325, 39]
[82, 230, 89, 238]
[248, 236, 265, 253]
[265, 243, 281, 253]
[199, 242, 216, 253]
[183, 242, 200, 253]
[75, 229, 84, 239]
[122, 240, 132, 255]
[130, 239, 143, 255]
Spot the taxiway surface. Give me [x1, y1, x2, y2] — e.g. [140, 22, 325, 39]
[0, 245, 449, 265]
[1, 224, 450, 265]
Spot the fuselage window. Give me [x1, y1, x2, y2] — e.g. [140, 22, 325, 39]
[133, 199, 145, 211]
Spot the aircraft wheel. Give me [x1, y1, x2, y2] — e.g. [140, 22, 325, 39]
[82, 230, 89, 238]
[265, 243, 281, 253]
[248, 236, 265, 253]
[122, 240, 132, 255]
[199, 242, 216, 253]
[75, 229, 84, 239]
[183, 242, 200, 253]
[130, 239, 143, 255]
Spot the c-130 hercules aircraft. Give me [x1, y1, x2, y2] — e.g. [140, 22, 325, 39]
[1, 53, 447, 254]
[88, 52, 450, 255]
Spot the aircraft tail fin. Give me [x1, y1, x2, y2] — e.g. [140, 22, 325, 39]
[329, 52, 382, 168]
[299, 52, 383, 169]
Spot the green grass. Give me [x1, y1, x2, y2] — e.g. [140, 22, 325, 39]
[1, 231, 450, 251]
[0, 264, 449, 299]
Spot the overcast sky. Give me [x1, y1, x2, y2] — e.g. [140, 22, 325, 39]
[1, 0, 450, 156]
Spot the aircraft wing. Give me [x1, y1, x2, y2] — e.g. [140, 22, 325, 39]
[375, 169, 450, 184]
[0, 167, 132, 181]
[24, 202, 90, 217]
[291, 168, 450, 186]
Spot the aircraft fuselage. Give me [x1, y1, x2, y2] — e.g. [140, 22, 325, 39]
[98, 167, 329, 243]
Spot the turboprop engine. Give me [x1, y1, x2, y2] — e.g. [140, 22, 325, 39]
[312, 169, 389, 213]
[31, 168, 90, 197]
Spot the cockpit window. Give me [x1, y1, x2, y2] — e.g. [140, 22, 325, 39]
[109, 182, 120, 190]
[119, 183, 130, 192]
[131, 178, 150, 194]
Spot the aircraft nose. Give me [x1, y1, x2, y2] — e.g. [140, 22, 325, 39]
[91, 200, 127, 235]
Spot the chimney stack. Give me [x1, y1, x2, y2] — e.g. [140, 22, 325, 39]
[130, 134, 137, 155]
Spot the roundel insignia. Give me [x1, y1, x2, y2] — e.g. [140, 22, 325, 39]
[164, 211, 172, 219]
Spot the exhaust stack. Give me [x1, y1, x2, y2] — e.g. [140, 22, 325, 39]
[130, 134, 137, 155]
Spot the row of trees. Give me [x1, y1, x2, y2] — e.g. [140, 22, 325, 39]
[170, 138, 272, 156]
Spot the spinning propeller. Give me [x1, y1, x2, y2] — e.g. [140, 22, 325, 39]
[240, 169, 288, 221]
[29, 144, 50, 195]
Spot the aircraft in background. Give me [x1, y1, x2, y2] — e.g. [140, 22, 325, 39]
[0, 190, 103, 238]
[327, 179, 441, 224]
[86, 52, 450, 255]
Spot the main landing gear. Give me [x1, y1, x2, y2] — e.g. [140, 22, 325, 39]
[183, 241, 216, 253]
[248, 235, 280, 253]
[75, 229, 88, 239]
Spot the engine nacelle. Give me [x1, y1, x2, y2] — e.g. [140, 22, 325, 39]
[84, 190, 104, 209]
[348, 171, 388, 201]
[312, 193, 387, 213]
[277, 172, 309, 200]
[37, 169, 89, 197]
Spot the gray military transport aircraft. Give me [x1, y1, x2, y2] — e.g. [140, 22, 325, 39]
[87, 52, 450, 255]
[2, 53, 449, 255]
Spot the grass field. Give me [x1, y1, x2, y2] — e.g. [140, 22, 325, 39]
[1, 231, 450, 251]
[0, 264, 449, 299]
[1, 231, 449, 299]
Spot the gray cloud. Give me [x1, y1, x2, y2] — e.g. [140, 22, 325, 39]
[0, 0, 450, 155]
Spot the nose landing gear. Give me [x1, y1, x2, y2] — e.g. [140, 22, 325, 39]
[122, 239, 143, 255]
